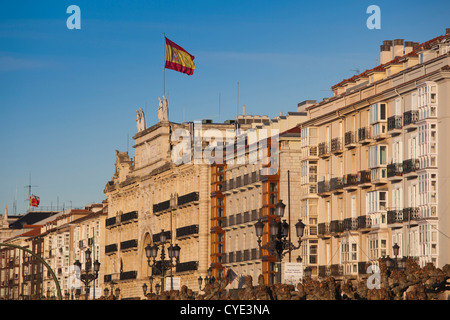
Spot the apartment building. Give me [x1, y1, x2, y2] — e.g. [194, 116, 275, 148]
[38, 209, 102, 299]
[298, 29, 450, 279]
[210, 111, 307, 286]
[0, 205, 106, 300]
[0, 227, 40, 299]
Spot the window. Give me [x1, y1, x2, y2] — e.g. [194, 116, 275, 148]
[411, 92, 418, 110]
[370, 103, 387, 124]
[309, 244, 317, 264]
[394, 98, 401, 116]
[368, 145, 387, 168]
[366, 191, 388, 213]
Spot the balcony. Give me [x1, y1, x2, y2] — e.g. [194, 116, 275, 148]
[357, 215, 372, 230]
[176, 224, 199, 239]
[105, 216, 117, 228]
[330, 177, 344, 194]
[121, 211, 138, 224]
[357, 170, 371, 188]
[344, 131, 357, 149]
[330, 138, 343, 154]
[343, 174, 358, 190]
[358, 127, 372, 144]
[343, 218, 358, 231]
[387, 209, 403, 226]
[176, 261, 199, 273]
[152, 230, 171, 243]
[330, 220, 344, 234]
[177, 192, 199, 206]
[403, 207, 421, 222]
[403, 110, 419, 130]
[387, 115, 403, 136]
[105, 244, 118, 254]
[318, 222, 331, 237]
[318, 142, 330, 158]
[153, 200, 171, 214]
[120, 239, 138, 251]
[318, 180, 331, 196]
[402, 159, 420, 177]
[120, 270, 137, 280]
[387, 163, 403, 182]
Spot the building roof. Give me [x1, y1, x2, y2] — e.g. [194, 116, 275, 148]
[8, 211, 59, 229]
[330, 33, 449, 90]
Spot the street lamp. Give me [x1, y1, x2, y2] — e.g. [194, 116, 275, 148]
[304, 266, 312, 280]
[254, 200, 306, 284]
[74, 248, 101, 300]
[75, 288, 81, 300]
[142, 283, 148, 296]
[198, 267, 216, 291]
[145, 230, 181, 293]
[114, 287, 120, 299]
[393, 243, 400, 270]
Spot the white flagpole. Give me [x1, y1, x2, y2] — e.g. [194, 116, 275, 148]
[163, 33, 166, 98]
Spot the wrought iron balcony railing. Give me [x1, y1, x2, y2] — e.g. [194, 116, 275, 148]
[387, 115, 403, 131]
[403, 110, 419, 126]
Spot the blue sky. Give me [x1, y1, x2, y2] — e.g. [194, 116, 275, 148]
[1, 0, 449, 214]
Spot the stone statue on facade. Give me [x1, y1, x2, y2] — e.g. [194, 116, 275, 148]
[136, 108, 146, 132]
[158, 96, 169, 122]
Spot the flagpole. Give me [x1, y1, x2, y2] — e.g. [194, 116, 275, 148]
[163, 32, 166, 98]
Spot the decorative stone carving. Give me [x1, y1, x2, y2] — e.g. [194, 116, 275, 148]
[136, 108, 146, 132]
[158, 96, 169, 122]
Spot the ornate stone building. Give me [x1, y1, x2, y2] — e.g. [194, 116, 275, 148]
[102, 98, 308, 298]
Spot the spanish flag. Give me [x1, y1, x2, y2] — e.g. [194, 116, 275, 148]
[165, 37, 195, 76]
[30, 194, 40, 207]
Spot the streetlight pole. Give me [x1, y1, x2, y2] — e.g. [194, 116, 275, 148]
[254, 200, 305, 284]
[74, 248, 100, 300]
[145, 230, 181, 292]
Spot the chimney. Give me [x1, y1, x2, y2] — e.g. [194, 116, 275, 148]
[446, 28, 450, 35]
[404, 41, 416, 55]
[242, 105, 246, 116]
[380, 42, 393, 64]
[394, 39, 404, 57]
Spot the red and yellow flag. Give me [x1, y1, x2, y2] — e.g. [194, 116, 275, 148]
[165, 37, 195, 76]
[30, 194, 40, 207]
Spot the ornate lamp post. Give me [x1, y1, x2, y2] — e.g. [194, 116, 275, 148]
[197, 267, 215, 291]
[254, 200, 305, 284]
[145, 230, 181, 292]
[74, 248, 100, 300]
[392, 243, 400, 270]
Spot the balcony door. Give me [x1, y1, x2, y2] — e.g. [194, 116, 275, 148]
[409, 137, 417, 159]
[351, 195, 356, 219]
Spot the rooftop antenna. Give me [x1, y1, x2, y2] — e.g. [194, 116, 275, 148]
[237, 81, 239, 116]
[24, 173, 38, 212]
[219, 93, 221, 122]
[13, 182, 17, 215]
